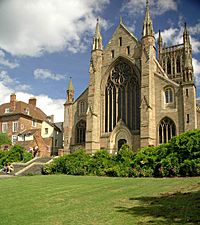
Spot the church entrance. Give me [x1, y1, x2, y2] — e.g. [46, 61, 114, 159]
[118, 139, 127, 151]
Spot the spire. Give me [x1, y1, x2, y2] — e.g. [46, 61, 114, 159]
[92, 18, 103, 51]
[66, 77, 74, 102]
[158, 30, 163, 63]
[183, 22, 190, 45]
[158, 30, 162, 44]
[68, 77, 74, 91]
[142, 0, 154, 37]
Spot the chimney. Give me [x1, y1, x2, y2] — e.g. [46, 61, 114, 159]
[29, 97, 37, 108]
[50, 115, 54, 123]
[10, 93, 16, 111]
[47, 115, 54, 123]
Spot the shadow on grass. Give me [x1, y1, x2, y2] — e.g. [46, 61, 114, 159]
[116, 189, 200, 225]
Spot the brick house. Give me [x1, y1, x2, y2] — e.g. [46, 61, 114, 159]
[0, 93, 63, 156]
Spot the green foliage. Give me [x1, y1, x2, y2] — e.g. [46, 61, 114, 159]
[43, 130, 200, 177]
[0, 133, 11, 146]
[0, 145, 33, 168]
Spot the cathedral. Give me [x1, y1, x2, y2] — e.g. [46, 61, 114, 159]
[63, 1, 200, 154]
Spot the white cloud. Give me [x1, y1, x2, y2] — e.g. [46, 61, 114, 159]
[121, 0, 177, 17]
[189, 22, 200, 35]
[193, 58, 200, 86]
[0, 70, 14, 84]
[0, 0, 109, 56]
[155, 27, 180, 45]
[191, 37, 200, 54]
[34, 68, 66, 81]
[0, 70, 31, 91]
[0, 50, 19, 69]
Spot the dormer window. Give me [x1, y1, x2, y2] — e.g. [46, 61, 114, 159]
[32, 119, 37, 127]
[5, 108, 10, 113]
[24, 108, 30, 115]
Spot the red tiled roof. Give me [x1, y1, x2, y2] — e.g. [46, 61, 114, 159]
[0, 101, 47, 121]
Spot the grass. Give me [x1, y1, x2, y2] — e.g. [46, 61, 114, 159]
[0, 175, 199, 225]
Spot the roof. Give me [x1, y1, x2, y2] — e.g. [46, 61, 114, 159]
[0, 101, 47, 121]
[18, 128, 39, 136]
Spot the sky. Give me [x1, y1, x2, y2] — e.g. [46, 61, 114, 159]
[0, 0, 200, 122]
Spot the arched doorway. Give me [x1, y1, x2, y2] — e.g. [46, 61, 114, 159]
[118, 139, 127, 151]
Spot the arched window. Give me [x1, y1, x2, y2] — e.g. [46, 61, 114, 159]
[167, 59, 171, 74]
[176, 56, 181, 73]
[159, 117, 176, 144]
[105, 60, 140, 132]
[76, 120, 86, 144]
[165, 88, 173, 103]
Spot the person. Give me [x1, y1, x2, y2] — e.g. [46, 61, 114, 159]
[6, 163, 14, 174]
[33, 145, 39, 157]
[28, 147, 33, 154]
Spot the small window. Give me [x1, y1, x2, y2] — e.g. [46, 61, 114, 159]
[2, 122, 8, 133]
[165, 88, 173, 103]
[32, 119, 37, 127]
[45, 128, 48, 134]
[186, 89, 189, 97]
[119, 37, 122, 46]
[186, 114, 189, 123]
[126, 46, 130, 55]
[111, 50, 114, 58]
[13, 121, 18, 132]
[5, 108, 10, 113]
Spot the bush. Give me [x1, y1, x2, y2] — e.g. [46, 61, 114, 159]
[0, 145, 33, 167]
[43, 130, 200, 177]
[0, 133, 11, 147]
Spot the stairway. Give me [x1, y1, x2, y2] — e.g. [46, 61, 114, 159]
[13, 157, 53, 176]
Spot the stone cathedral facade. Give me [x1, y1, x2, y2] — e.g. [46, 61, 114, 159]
[63, 1, 200, 154]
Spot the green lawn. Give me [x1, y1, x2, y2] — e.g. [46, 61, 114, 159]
[0, 175, 199, 225]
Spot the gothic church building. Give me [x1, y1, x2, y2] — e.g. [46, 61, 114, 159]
[64, 1, 200, 154]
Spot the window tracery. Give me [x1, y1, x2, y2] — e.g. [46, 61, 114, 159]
[76, 120, 86, 144]
[105, 60, 140, 132]
[159, 117, 176, 143]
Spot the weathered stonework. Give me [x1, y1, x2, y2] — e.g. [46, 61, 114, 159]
[63, 2, 199, 154]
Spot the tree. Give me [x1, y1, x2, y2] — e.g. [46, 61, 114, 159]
[0, 133, 11, 146]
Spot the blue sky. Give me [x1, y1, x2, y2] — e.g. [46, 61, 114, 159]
[0, 0, 200, 122]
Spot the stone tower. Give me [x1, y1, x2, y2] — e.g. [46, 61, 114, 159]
[182, 23, 197, 130]
[140, 0, 156, 147]
[85, 19, 103, 153]
[63, 78, 74, 153]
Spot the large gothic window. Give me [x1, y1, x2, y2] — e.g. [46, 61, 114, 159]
[76, 120, 86, 144]
[105, 60, 140, 132]
[159, 117, 176, 144]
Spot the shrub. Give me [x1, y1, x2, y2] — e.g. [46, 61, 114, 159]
[0, 133, 11, 147]
[43, 130, 200, 178]
[0, 145, 33, 167]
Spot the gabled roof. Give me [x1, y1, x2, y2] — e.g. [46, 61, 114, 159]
[105, 20, 138, 50]
[0, 101, 47, 121]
